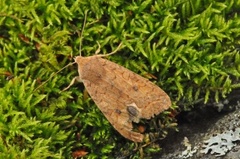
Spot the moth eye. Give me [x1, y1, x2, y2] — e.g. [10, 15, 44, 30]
[127, 105, 139, 117]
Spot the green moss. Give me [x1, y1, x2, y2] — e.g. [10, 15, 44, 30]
[0, 0, 239, 158]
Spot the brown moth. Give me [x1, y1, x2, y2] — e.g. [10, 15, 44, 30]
[31, 11, 171, 142]
[64, 44, 171, 142]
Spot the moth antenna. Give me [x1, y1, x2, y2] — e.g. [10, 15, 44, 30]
[79, 10, 122, 57]
[106, 42, 123, 56]
[33, 62, 76, 92]
[96, 42, 123, 58]
[79, 10, 88, 56]
[34, 11, 89, 92]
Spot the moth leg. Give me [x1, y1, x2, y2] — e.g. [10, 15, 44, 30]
[62, 76, 82, 92]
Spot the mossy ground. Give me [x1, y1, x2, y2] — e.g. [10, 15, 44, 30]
[0, 0, 239, 158]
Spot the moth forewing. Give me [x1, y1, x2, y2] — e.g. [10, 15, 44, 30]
[74, 54, 171, 142]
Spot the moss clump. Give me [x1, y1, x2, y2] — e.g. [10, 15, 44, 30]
[0, 0, 239, 158]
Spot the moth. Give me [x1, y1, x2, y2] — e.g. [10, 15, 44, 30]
[31, 12, 171, 142]
[64, 43, 171, 142]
